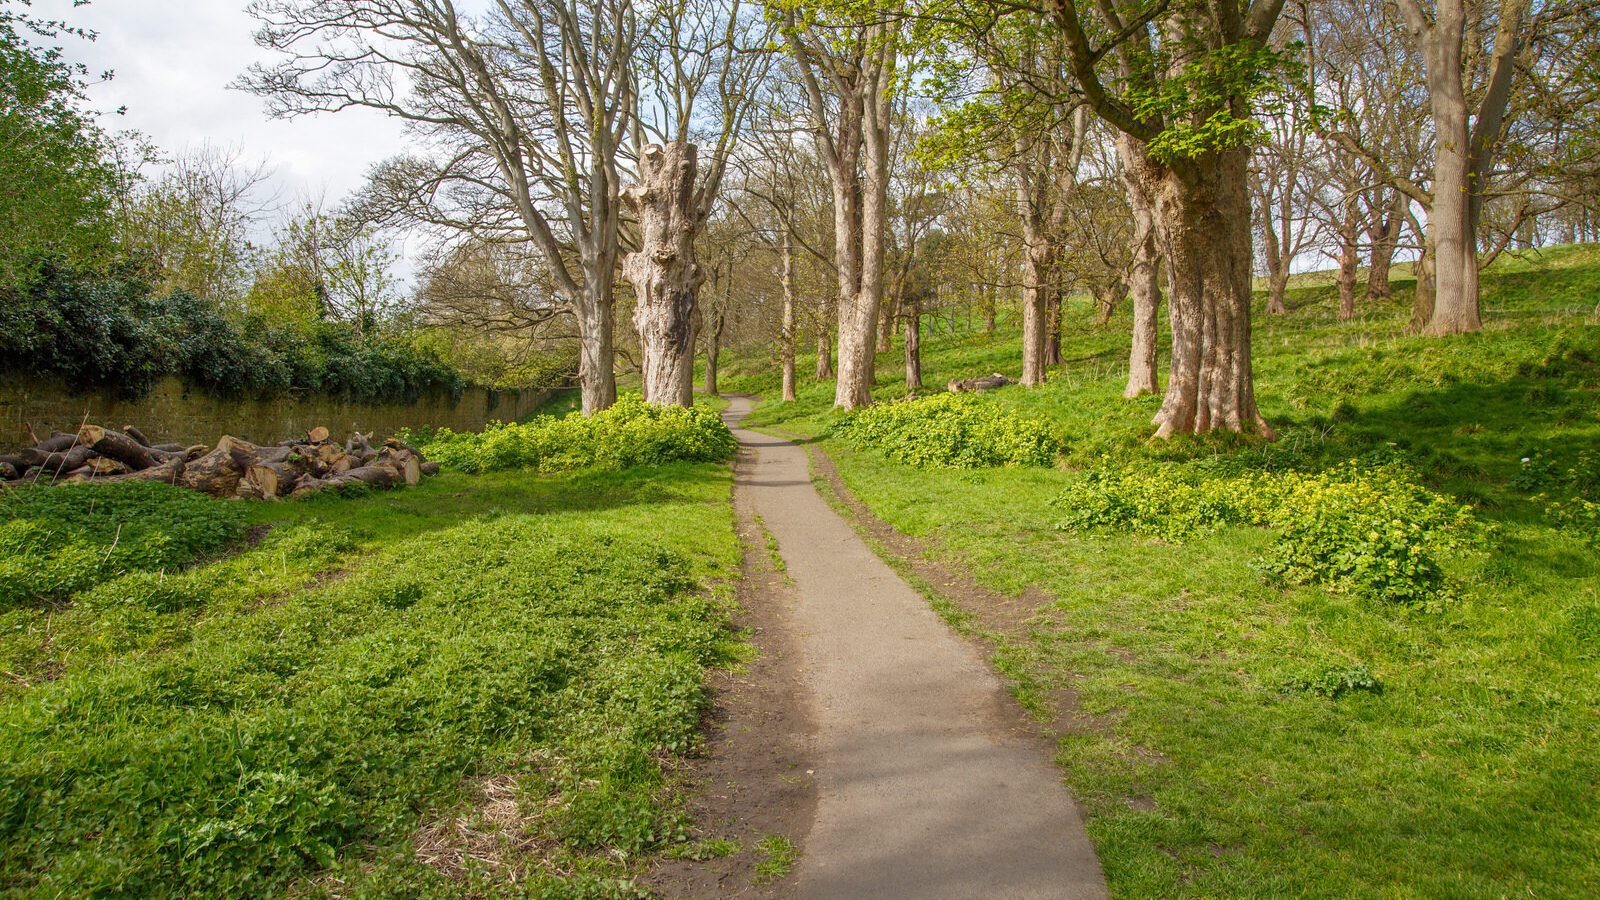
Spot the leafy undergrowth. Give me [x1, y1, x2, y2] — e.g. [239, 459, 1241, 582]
[833, 392, 1062, 468]
[0, 482, 251, 610]
[420, 394, 737, 474]
[722, 244, 1600, 896]
[0, 463, 741, 896]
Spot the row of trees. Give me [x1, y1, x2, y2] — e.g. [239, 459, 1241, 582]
[241, 0, 1600, 437]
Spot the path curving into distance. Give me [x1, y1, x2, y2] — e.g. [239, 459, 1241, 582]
[723, 397, 1107, 900]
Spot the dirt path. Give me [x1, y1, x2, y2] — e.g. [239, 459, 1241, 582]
[724, 397, 1106, 900]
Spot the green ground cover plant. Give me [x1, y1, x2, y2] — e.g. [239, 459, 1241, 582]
[832, 392, 1062, 468]
[1056, 460, 1486, 606]
[421, 393, 737, 474]
[0, 462, 741, 896]
[0, 481, 250, 610]
[721, 244, 1600, 897]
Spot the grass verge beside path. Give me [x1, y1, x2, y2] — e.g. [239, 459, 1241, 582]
[0, 463, 741, 896]
[720, 246, 1600, 897]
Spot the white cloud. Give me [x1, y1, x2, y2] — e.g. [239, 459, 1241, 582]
[36, 0, 411, 207]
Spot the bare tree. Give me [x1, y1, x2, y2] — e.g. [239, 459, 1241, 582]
[244, 0, 637, 413]
[778, 5, 900, 409]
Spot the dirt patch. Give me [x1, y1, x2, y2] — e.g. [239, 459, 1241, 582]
[411, 774, 553, 882]
[638, 441, 817, 899]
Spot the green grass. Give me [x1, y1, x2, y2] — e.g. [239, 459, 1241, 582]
[723, 244, 1600, 897]
[753, 834, 799, 883]
[0, 463, 742, 896]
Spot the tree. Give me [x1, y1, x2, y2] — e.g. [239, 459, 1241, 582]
[0, 1, 125, 290]
[1045, 0, 1289, 437]
[776, 1, 901, 409]
[118, 144, 276, 305]
[623, 0, 769, 405]
[1320, 0, 1600, 334]
[245, 0, 637, 413]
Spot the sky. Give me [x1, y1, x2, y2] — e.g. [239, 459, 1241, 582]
[35, 0, 413, 210]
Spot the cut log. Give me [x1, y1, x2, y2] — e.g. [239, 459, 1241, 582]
[100, 463, 183, 485]
[947, 372, 1015, 393]
[394, 454, 422, 486]
[331, 465, 398, 490]
[219, 436, 264, 471]
[34, 432, 80, 454]
[346, 432, 374, 457]
[23, 446, 92, 477]
[79, 425, 169, 470]
[253, 446, 294, 465]
[122, 425, 153, 447]
[307, 426, 331, 443]
[87, 457, 131, 477]
[0, 462, 17, 481]
[177, 444, 245, 498]
[152, 442, 185, 453]
[241, 462, 299, 500]
[60, 466, 97, 484]
[420, 461, 441, 477]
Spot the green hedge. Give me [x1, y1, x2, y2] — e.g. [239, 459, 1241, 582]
[421, 395, 737, 474]
[0, 266, 464, 402]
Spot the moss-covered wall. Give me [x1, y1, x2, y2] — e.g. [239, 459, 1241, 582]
[0, 377, 554, 452]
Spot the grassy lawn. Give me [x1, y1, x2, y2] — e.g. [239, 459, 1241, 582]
[0, 462, 741, 896]
[721, 245, 1600, 897]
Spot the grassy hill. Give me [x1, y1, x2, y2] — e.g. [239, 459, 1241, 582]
[720, 244, 1600, 897]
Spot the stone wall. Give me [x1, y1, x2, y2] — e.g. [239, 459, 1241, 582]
[0, 376, 557, 452]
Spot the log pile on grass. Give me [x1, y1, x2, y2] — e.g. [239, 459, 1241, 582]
[0, 424, 439, 500]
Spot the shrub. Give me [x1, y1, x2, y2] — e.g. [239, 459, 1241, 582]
[0, 481, 248, 609]
[1055, 461, 1486, 606]
[0, 267, 465, 402]
[831, 392, 1062, 468]
[421, 395, 737, 474]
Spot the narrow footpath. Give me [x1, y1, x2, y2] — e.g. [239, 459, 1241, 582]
[723, 397, 1107, 900]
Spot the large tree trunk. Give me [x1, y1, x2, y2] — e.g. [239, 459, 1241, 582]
[1119, 134, 1162, 398]
[1425, 139, 1481, 334]
[835, 65, 892, 411]
[577, 288, 618, 414]
[781, 228, 798, 402]
[1148, 149, 1270, 438]
[624, 142, 703, 407]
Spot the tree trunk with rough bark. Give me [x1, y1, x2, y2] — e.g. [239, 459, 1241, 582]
[834, 56, 892, 411]
[1118, 134, 1162, 398]
[577, 292, 617, 414]
[1020, 234, 1055, 387]
[781, 228, 798, 402]
[1148, 149, 1271, 438]
[903, 295, 922, 393]
[624, 142, 703, 407]
[1366, 191, 1403, 301]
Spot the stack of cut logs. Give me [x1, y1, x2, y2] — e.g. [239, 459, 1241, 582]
[0, 424, 441, 500]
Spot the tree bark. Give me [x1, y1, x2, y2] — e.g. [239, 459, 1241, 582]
[903, 295, 922, 393]
[1366, 191, 1404, 300]
[781, 227, 798, 402]
[624, 142, 703, 408]
[1118, 134, 1162, 398]
[834, 46, 893, 411]
[1020, 236, 1054, 387]
[1148, 149, 1271, 438]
